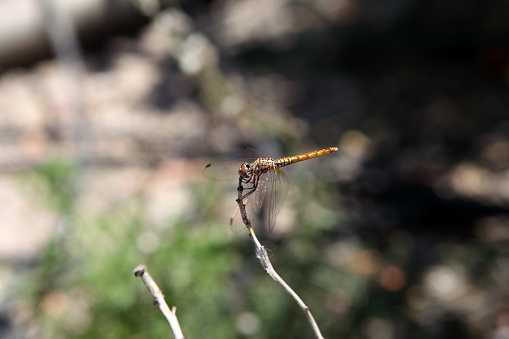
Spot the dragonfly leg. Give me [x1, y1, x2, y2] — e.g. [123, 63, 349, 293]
[237, 175, 259, 201]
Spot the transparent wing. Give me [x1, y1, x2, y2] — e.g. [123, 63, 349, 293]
[229, 205, 246, 233]
[228, 171, 271, 233]
[203, 158, 257, 181]
[248, 171, 270, 223]
[266, 167, 288, 233]
[230, 169, 288, 233]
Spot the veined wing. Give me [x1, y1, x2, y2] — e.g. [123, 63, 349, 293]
[229, 168, 288, 233]
[229, 170, 271, 233]
[247, 171, 271, 225]
[229, 205, 246, 233]
[266, 167, 288, 233]
[203, 158, 257, 181]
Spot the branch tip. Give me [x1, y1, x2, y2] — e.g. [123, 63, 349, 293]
[134, 265, 146, 276]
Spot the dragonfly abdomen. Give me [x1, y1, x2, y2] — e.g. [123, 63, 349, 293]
[275, 147, 338, 167]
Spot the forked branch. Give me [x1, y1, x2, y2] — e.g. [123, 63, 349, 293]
[134, 265, 185, 339]
[236, 178, 325, 339]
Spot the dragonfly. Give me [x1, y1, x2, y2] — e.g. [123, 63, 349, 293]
[203, 147, 338, 233]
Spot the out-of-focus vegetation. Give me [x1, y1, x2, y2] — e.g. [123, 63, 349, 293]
[19, 156, 344, 339]
[1, 0, 509, 338]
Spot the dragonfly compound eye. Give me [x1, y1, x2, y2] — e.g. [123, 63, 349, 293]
[239, 163, 251, 178]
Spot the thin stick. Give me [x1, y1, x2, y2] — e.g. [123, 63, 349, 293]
[134, 265, 185, 339]
[236, 178, 325, 339]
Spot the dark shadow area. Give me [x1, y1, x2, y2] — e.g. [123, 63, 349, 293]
[178, 0, 509, 337]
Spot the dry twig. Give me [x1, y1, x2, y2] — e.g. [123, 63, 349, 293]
[236, 177, 325, 339]
[134, 265, 185, 339]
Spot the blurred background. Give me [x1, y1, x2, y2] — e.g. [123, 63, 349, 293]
[1, 0, 509, 338]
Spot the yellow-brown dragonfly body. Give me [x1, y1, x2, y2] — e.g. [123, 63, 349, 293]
[204, 147, 338, 233]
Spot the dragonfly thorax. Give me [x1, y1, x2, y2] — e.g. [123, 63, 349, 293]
[238, 159, 275, 180]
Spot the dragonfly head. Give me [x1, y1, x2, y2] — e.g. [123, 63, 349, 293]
[239, 162, 251, 178]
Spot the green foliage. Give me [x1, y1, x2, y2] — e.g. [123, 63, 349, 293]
[19, 154, 356, 339]
[28, 157, 78, 214]
[69, 214, 241, 339]
[18, 158, 243, 338]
